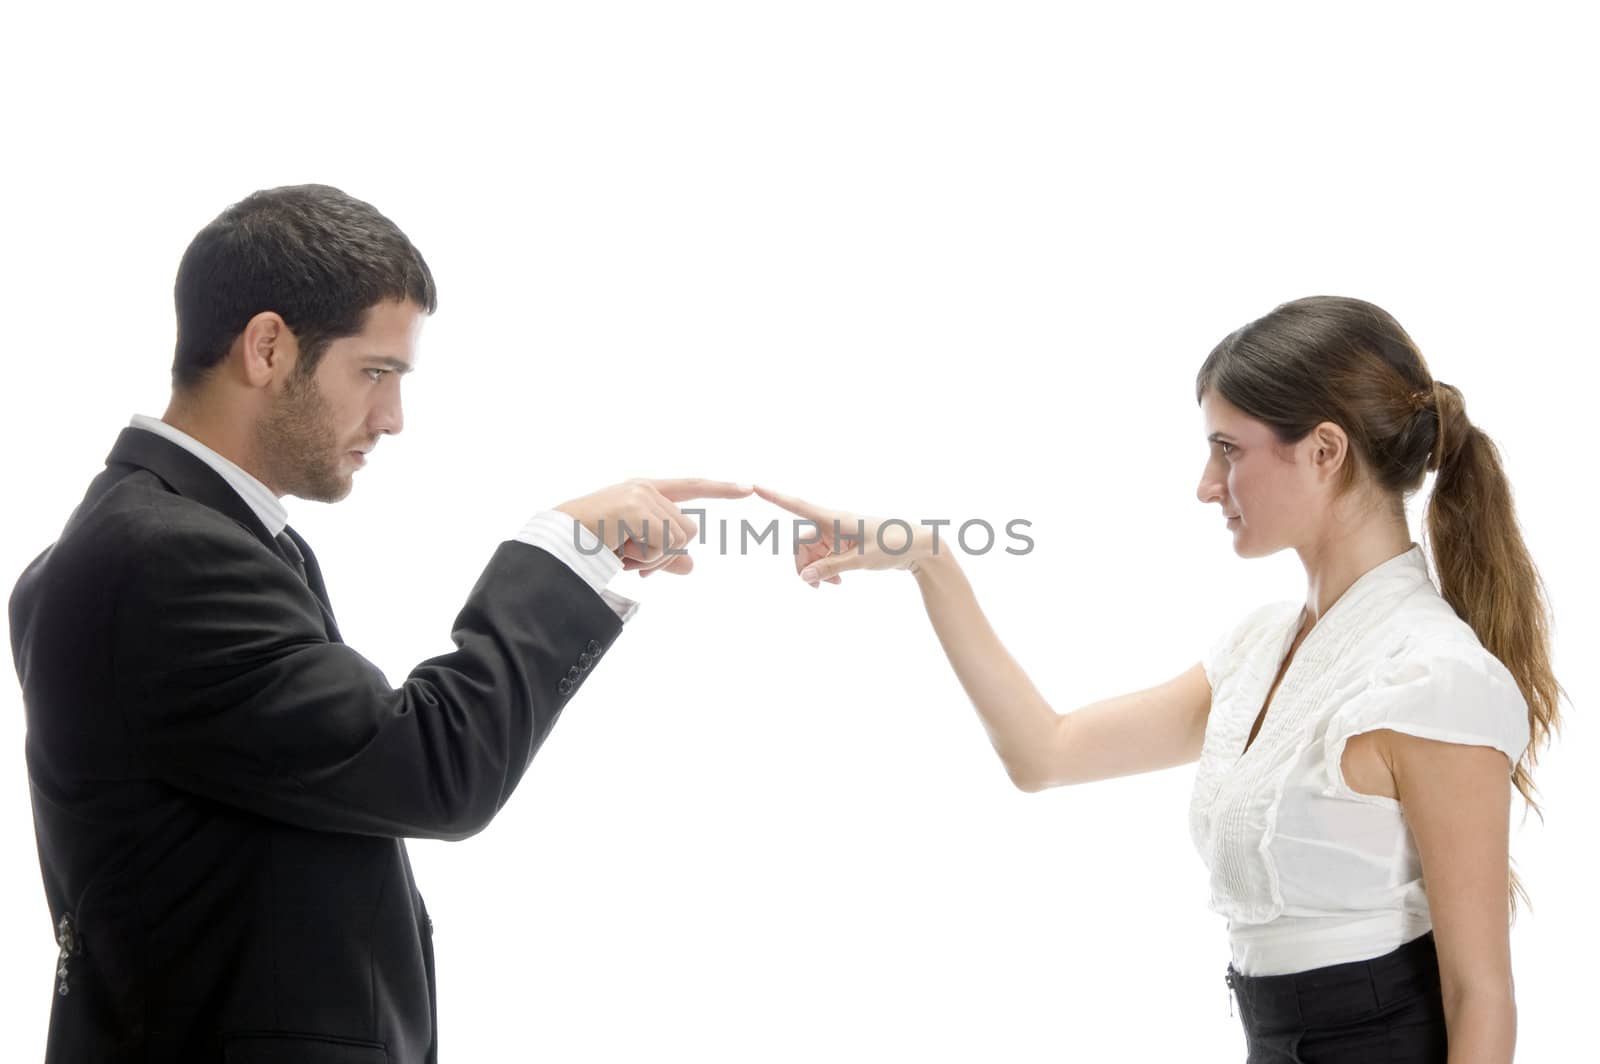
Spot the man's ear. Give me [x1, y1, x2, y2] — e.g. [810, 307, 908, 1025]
[237, 311, 297, 388]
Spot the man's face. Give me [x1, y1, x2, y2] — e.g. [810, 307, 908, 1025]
[257, 299, 424, 502]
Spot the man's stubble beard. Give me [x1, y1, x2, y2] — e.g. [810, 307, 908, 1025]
[257, 366, 350, 503]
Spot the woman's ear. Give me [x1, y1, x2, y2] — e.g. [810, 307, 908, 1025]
[1310, 420, 1349, 481]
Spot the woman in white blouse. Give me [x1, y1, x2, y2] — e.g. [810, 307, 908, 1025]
[754, 296, 1561, 1063]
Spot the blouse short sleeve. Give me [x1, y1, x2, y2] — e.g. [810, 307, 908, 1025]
[1321, 641, 1531, 797]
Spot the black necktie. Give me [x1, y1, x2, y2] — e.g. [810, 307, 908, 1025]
[275, 530, 309, 585]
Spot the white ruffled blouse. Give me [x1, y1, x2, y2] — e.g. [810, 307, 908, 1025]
[1190, 543, 1530, 976]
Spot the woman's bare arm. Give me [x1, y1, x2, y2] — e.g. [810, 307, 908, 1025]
[752, 484, 1213, 792]
[912, 551, 1212, 790]
[1384, 731, 1517, 1063]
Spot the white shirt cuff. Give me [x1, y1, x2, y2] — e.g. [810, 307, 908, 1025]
[599, 588, 640, 624]
[514, 510, 640, 623]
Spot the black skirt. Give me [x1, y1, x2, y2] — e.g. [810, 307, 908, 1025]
[1225, 931, 1448, 1063]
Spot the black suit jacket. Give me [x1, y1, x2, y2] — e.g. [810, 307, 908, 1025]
[9, 428, 625, 1063]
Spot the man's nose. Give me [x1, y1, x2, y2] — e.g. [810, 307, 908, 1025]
[373, 390, 404, 437]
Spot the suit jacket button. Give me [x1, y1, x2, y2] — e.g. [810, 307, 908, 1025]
[587, 640, 602, 656]
[567, 665, 581, 680]
[558, 677, 574, 694]
[578, 653, 593, 669]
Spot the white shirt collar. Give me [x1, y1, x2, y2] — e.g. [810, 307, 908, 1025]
[129, 414, 289, 537]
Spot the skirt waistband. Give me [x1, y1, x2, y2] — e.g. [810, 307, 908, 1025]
[1225, 931, 1439, 1029]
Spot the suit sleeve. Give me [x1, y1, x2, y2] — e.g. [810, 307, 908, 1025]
[115, 519, 625, 840]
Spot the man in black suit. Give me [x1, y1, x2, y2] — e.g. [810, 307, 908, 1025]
[9, 184, 750, 1063]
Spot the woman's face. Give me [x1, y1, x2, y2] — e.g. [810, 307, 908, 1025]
[1195, 389, 1329, 558]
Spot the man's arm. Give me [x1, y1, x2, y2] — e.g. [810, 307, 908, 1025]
[118, 514, 623, 841]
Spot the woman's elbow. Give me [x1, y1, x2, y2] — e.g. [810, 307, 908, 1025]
[1004, 759, 1054, 793]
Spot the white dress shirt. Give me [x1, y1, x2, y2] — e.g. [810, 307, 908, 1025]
[128, 415, 638, 622]
[1191, 543, 1529, 976]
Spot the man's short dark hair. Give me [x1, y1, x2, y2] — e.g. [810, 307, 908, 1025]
[171, 184, 438, 390]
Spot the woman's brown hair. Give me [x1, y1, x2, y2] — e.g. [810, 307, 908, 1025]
[1195, 295, 1564, 911]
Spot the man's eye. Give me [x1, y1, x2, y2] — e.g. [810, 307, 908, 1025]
[365, 368, 388, 382]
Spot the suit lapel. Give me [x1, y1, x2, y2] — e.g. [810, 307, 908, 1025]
[281, 524, 343, 643]
[105, 427, 344, 643]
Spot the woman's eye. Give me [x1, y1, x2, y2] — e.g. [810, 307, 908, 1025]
[1218, 442, 1235, 457]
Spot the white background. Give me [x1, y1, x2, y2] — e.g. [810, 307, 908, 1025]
[2, 2, 1595, 1060]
